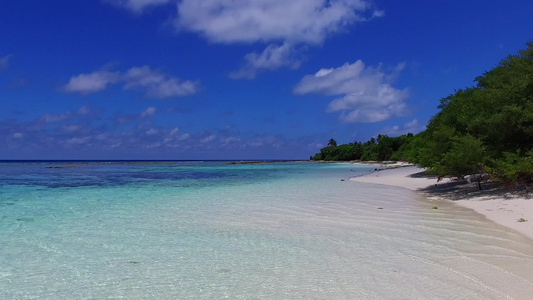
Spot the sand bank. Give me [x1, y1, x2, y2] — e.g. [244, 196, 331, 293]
[350, 166, 533, 240]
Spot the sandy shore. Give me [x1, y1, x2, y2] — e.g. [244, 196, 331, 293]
[350, 165, 533, 240]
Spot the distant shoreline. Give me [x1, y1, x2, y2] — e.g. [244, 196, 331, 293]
[0, 159, 314, 165]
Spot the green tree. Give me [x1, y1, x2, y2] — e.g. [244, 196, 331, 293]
[407, 41, 533, 187]
[310, 134, 414, 162]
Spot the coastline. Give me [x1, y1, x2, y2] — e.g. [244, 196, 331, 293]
[350, 165, 533, 241]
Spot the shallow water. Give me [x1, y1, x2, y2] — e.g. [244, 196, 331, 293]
[1, 161, 533, 299]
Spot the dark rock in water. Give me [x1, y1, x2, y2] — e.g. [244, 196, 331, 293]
[16, 217, 35, 222]
[46, 166, 77, 169]
[341, 179, 345, 181]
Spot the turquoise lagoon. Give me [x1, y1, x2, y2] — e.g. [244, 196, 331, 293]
[1, 161, 533, 299]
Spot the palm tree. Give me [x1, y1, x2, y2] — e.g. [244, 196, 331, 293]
[328, 138, 337, 147]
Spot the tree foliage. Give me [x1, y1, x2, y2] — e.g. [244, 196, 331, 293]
[311, 134, 413, 162]
[405, 41, 533, 186]
[328, 138, 337, 147]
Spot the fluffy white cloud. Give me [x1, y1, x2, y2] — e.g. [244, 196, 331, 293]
[66, 136, 91, 146]
[61, 124, 81, 133]
[169, 127, 179, 136]
[140, 106, 157, 118]
[123, 66, 197, 98]
[163, 127, 189, 146]
[179, 133, 190, 140]
[63, 66, 198, 98]
[294, 60, 408, 123]
[63, 71, 120, 94]
[77, 106, 91, 115]
[372, 10, 385, 18]
[200, 135, 216, 143]
[145, 128, 158, 136]
[107, 0, 379, 44]
[380, 119, 425, 136]
[220, 136, 241, 147]
[0, 54, 12, 70]
[175, 0, 380, 77]
[105, 0, 381, 77]
[230, 43, 301, 79]
[39, 112, 73, 123]
[247, 136, 283, 148]
[105, 0, 171, 13]
[175, 0, 376, 44]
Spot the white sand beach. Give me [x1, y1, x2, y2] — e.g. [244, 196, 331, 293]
[350, 165, 533, 240]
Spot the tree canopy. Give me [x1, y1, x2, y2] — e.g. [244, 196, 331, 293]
[310, 134, 413, 162]
[403, 42, 533, 186]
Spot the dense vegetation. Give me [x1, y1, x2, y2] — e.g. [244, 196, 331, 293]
[311, 42, 533, 187]
[407, 42, 533, 187]
[310, 134, 413, 162]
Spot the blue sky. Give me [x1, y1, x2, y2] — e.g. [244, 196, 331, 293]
[1, 0, 532, 160]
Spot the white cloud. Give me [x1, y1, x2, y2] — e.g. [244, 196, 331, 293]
[372, 10, 385, 18]
[63, 71, 120, 94]
[148, 77, 197, 98]
[107, 0, 379, 43]
[404, 119, 420, 129]
[200, 135, 216, 143]
[143, 142, 162, 149]
[169, 127, 179, 136]
[175, 0, 380, 77]
[294, 60, 409, 123]
[337, 106, 404, 123]
[140, 106, 157, 118]
[77, 106, 91, 115]
[123, 66, 197, 98]
[61, 124, 81, 133]
[220, 136, 241, 147]
[95, 133, 108, 141]
[66, 136, 91, 146]
[175, 0, 377, 44]
[380, 119, 425, 136]
[105, 0, 171, 14]
[162, 128, 190, 146]
[145, 128, 158, 136]
[247, 136, 283, 148]
[39, 112, 73, 123]
[63, 66, 198, 98]
[105, 0, 381, 77]
[230, 43, 301, 79]
[0, 54, 12, 70]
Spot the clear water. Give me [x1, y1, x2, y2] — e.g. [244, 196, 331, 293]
[1, 161, 533, 299]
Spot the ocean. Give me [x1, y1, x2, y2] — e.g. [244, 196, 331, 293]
[1, 161, 533, 299]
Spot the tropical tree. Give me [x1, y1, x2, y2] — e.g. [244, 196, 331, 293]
[407, 41, 533, 187]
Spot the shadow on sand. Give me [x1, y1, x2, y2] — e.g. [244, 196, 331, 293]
[412, 171, 524, 202]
